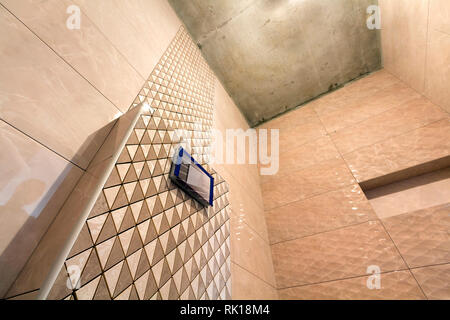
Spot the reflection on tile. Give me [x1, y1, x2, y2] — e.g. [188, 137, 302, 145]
[0, 6, 119, 169]
[272, 221, 406, 288]
[311, 70, 401, 117]
[230, 215, 276, 287]
[279, 270, 425, 300]
[412, 264, 450, 300]
[231, 263, 278, 300]
[270, 116, 327, 153]
[1, 0, 144, 112]
[266, 184, 377, 244]
[331, 97, 446, 155]
[344, 118, 450, 183]
[228, 175, 268, 243]
[260, 136, 340, 185]
[366, 168, 450, 219]
[261, 158, 356, 211]
[319, 81, 421, 133]
[0, 122, 82, 298]
[382, 204, 450, 268]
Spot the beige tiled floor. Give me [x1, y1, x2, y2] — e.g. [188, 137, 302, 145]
[260, 69, 450, 299]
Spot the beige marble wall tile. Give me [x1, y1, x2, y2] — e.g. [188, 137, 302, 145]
[231, 262, 278, 300]
[379, 0, 429, 92]
[382, 204, 450, 268]
[0, 6, 119, 169]
[1, 0, 144, 112]
[367, 167, 450, 219]
[412, 264, 450, 300]
[425, 30, 450, 113]
[344, 118, 450, 183]
[230, 215, 276, 287]
[266, 184, 377, 244]
[271, 221, 407, 289]
[261, 158, 356, 211]
[331, 97, 446, 155]
[429, 0, 450, 35]
[0, 122, 83, 298]
[279, 270, 425, 300]
[74, 0, 181, 80]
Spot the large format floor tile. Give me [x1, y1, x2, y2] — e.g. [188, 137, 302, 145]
[271, 221, 406, 289]
[266, 184, 377, 244]
[331, 97, 446, 155]
[260, 136, 340, 185]
[278, 270, 425, 300]
[261, 158, 356, 211]
[412, 264, 450, 300]
[319, 81, 421, 133]
[344, 118, 450, 183]
[311, 70, 401, 117]
[382, 204, 450, 268]
[366, 167, 450, 219]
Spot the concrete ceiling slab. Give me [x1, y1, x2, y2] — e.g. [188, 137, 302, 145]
[169, 0, 381, 126]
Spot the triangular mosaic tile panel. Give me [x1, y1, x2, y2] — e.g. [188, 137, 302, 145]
[54, 26, 231, 300]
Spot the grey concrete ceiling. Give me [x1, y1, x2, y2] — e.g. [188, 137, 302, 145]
[169, 0, 381, 126]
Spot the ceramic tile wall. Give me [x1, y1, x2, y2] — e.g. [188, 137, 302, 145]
[0, 0, 181, 298]
[48, 112, 232, 300]
[261, 69, 450, 300]
[1, 1, 275, 299]
[379, 0, 450, 113]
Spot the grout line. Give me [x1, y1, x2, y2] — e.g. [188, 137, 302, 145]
[263, 180, 356, 213]
[338, 117, 448, 158]
[276, 268, 411, 291]
[264, 179, 360, 215]
[0, 118, 86, 172]
[5, 288, 40, 300]
[378, 219, 429, 300]
[269, 219, 378, 246]
[409, 261, 450, 270]
[0, 3, 123, 115]
[71, 0, 147, 81]
[231, 261, 277, 290]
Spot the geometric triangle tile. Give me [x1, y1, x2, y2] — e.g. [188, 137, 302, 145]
[113, 261, 133, 298]
[144, 238, 164, 266]
[159, 278, 179, 300]
[104, 261, 124, 297]
[76, 276, 101, 300]
[93, 275, 111, 300]
[96, 213, 116, 244]
[152, 257, 171, 287]
[68, 223, 93, 259]
[103, 237, 125, 271]
[88, 192, 109, 219]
